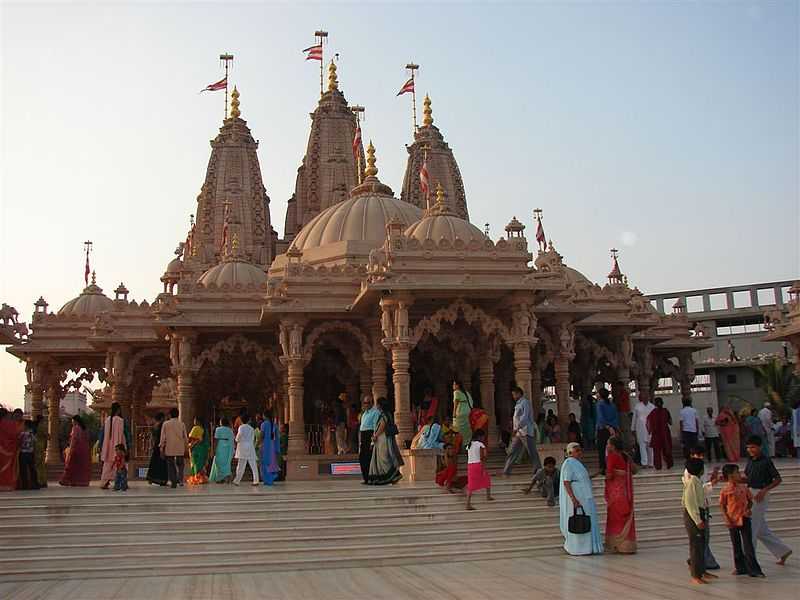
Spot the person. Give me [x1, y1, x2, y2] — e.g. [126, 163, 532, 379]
[436, 428, 467, 493]
[18, 420, 38, 490]
[334, 394, 348, 455]
[792, 400, 800, 458]
[186, 418, 209, 485]
[547, 415, 561, 443]
[418, 416, 444, 449]
[744, 409, 768, 456]
[631, 394, 655, 468]
[420, 388, 439, 426]
[233, 413, 260, 486]
[33, 415, 48, 488]
[683, 458, 715, 585]
[604, 437, 637, 554]
[100, 402, 127, 489]
[465, 429, 493, 510]
[728, 339, 739, 361]
[159, 407, 188, 489]
[614, 383, 634, 448]
[719, 463, 764, 577]
[0, 407, 19, 492]
[259, 411, 281, 486]
[773, 417, 791, 458]
[233, 408, 247, 436]
[358, 395, 380, 484]
[368, 397, 403, 485]
[209, 416, 234, 483]
[679, 398, 700, 459]
[566, 413, 582, 445]
[59, 414, 91, 486]
[503, 386, 542, 477]
[146, 413, 168, 486]
[682, 447, 720, 571]
[559, 442, 603, 555]
[452, 380, 473, 447]
[744, 435, 792, 565]
[580, 394, 596, 450]
[702, 407, 722, 463]
[758, 403, 775, 457]
[646, 398, 673, 470]
[112, 443, 128, 492]
[715, 406, 741, 462]
[535, 412, 549, 444]
[278, 423, 288, 481]
[523, 455, 559, 506]
[595, 388, 619, 474]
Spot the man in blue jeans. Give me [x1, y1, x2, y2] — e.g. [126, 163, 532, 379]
[503, 386, 542, 476]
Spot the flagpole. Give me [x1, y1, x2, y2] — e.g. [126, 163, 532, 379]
[83, 240, 93, 286]
[350, 104, 365, 184]
[315, 30, 328, 96]
[423, 146, 430, 209]
[220, 53, 234, 119]
[405, 62, 419, 136]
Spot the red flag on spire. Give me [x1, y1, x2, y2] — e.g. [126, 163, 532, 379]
[303, 44, 323, 61]
[535, 219, 547, 249]
[419, 159, 430, 203]
[84, 253, 90, 285]
[352, 122, 362, 160]
[200, 76, 227, 93]
[396, 77, 415, 96]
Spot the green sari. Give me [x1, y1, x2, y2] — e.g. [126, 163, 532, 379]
[187, 425, 209, 484]
[34, 424, 48, 487]
[453, 389, 473, 447]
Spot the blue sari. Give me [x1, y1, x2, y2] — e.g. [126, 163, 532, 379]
[260, 420, 281, 486]
[209, 426, 234, 482]
[559, 457, 603, 555]
[419, 423, 443, 449]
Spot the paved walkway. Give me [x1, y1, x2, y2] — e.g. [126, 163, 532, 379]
[1, 536, 797, 600]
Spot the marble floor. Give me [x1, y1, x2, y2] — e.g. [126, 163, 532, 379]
[1, 535, 796, 600]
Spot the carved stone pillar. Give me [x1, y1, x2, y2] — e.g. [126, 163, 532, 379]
[530, 357, 542, 417]
[678, 352, 694, 402]
[513, 342, 532, 400]
[26, 360, 46, 418]
[359, 362, 371, 402]
[479, 355, 498, 446]
[391, 342, 412, 445]
[371, 350, 388, 401]
[554, 354, 572, 433]
[45, 385, 61, 464]
[111, 350, 132, 419]
[286, 358, 305, 455]
[172, 334, 196, 432]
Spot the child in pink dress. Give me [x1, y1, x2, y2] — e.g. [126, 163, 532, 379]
[466, 429, 494, 510]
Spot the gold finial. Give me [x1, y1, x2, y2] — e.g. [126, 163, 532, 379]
[364, 141, 378, 177]
[231, 232, 240, 254]
[422, 94, 433, 127]
[91, 271, 97, 285]
[327, 60, 338, 92]
[435, 182, 444, 204]
[230, 86, 240, 119]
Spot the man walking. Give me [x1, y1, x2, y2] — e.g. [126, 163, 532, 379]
[702, 407, 722, 463]
[503, 386, 542, 477]
[358, 395, 380, 484]
[595, 388, 619, 475]
[632, 394, 655, 467]
[233, 414, 259, 486]
[680, 398, 700, 459]
[159, 407, 187, 489]
[745, 435, 792, 565]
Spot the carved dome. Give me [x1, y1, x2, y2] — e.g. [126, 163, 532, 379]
[404, 183, 483, 244]
[58, 279, 114, 316]
[197, 258, 267, 288]
[164, 257, 183, 278]
[564, 266, 591, 285]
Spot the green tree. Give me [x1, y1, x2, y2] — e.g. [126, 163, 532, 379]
[752, 359, 800, 416]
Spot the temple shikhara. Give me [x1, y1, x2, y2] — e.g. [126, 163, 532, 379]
[7, 58, 758, 480]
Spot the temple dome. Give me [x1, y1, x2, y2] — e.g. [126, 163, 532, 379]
[564, 266, 591, 285]
[164, 257, 183, 278]
[404, 184, 483, 244]
[58, 278, 114, 316]
[197, 258, 267, 288]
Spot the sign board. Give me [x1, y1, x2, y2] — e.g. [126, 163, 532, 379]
[330, 462, 361, 476]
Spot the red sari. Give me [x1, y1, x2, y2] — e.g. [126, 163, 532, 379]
[646, 407, 673, 470]
[715, 408, 740, 462]
[0, 417, 19, 491]
[59, 424, 91, 486]
[604, 451, 637, 554]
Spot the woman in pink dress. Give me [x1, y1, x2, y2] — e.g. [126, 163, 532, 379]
[465, 429, 494, 510]
[59, 414, 91, 486]
[100, 403, 126, 489]
[715, 406, 740, 462]
[604, 436, 637, 553]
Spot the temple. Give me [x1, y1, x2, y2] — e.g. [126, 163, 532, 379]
[8, 59, 769, 480]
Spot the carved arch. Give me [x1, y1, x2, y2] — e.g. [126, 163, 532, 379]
[123, 348, 171, 386]
[303, 321, 372, 365]
[193, 334, 282, 375]
[411, 299, 513, 348]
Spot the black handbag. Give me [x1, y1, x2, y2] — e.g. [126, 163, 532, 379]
[385, 422, 399, 436]
[568, 506, 591, 534]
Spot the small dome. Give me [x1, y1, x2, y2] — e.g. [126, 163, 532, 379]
[164, 257, 183, 277]
[564, 267, 591, 285]
[58, 280, 114, 316]
[197, 259, 267, 288]
[404, 213, 484, 244]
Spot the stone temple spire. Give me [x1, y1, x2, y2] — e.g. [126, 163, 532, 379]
[283, 63, 363, 239]
[186, 87, 274, 273]
[401, 94, 468, 220]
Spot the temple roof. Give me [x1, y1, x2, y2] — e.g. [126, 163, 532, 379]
[404, 183, 483, 244]
[401, 95, 468, 220]
[58, 273, 114, 316]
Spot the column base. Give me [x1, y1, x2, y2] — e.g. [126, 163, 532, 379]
[400, 448, 442, 482]
[286, 455, 320, 480]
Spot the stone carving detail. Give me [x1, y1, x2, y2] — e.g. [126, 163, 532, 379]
[558, 322, 576, 358]
[0, 303, 19, 326]
[193, 334, 281, 374]
[411, 298, 513, 348]
[302, 321, 372, 366]
[620, 335, 633, 368]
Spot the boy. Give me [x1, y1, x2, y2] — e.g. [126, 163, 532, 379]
[719, 463, 764, 577]
[523, 455, 560, 506]
[682, 447, 720, 570]
[683, 458, 717, 585]
[112, 443, 128, 491]
[745, 435, 792, 565]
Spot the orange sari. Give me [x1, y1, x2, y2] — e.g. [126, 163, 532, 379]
[0, 418, 19, 491]
[716, 408, 740, 462]
[604, 451, 637, 553]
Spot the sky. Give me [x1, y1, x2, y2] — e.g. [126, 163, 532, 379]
[1, 1, 798, 409]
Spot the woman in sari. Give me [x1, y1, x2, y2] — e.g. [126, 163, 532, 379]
[715, 406, 740, 461]
[646, 398, 673, 470]
[59, 414, 91, 486]
[452, 380, 473, 447]
[100, 402, 126, 489]
[744, 409, 768, 455]
[146, 413, 168, 486]
[604, 437, 637, 553]
[0, 407, 19, 492]
[580, 395, 596, 449]
[34, 414, 48, 488]
[186, 418, 209, 485]
[209, 417, 234, 483]
[368, 397, 403, 485]
[559, 442, 603, 556]
[418, 416, 444, 449]
[436, 428, 467, 492]
[259, 411, 281, 486]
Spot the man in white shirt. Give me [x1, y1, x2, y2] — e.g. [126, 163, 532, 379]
[233, 414, 260, 486]
[702, 407, 722, 463]
[631, 395, 655, 467]
[679, 398, 699, 459]
[758, 403, 775, 457]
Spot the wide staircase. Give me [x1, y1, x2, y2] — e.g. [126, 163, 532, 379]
[0, 456, 798, 582]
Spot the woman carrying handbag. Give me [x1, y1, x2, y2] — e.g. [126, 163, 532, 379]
[559, 442, 603, 555]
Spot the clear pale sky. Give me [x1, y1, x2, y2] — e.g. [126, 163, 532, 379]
[1, 1, 798, 408]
